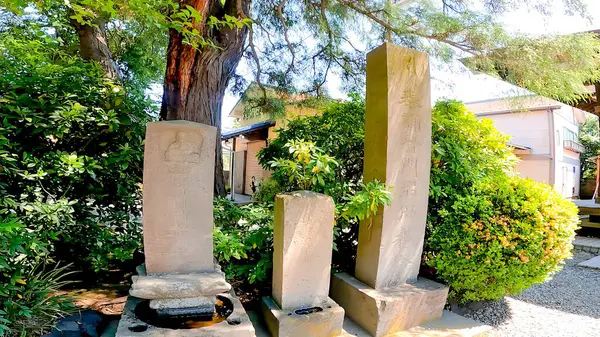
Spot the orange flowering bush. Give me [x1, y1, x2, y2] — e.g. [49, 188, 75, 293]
[426, 176, 579, 303]
[425, 101, 579, 303]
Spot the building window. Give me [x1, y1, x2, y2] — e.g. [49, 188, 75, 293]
[563, 127, 577, 142]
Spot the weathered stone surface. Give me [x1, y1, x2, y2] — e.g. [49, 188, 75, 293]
[262, 296, 344, 337]
[129, 273, 230, 299]
[149, 296, 216, 310]
[330, 272, 448, 337]
[116, 292, 256, 337]
[354, 43, 432, 289]
[272, 191, 336, 311]
[155, 306, 214, 318]
[578, 255, 600, 269]
[142, 121, 217, 275]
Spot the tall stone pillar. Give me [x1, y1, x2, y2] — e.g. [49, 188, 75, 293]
[330, 43, 448, 337]
[262, 192, 345, 337]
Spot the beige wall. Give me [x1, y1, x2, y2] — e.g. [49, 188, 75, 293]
[231, 101, 321, 129]
[466, 96, 558, 114]
[268, 106, 321, 139]
[515, 156, 551, 184]
[245, 140, 271, 195]
[475, 109, 551, 155]
[233, 150, 246, 194]
[467, 96, 584, 198]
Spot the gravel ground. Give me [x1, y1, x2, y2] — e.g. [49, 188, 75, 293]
[463, 252, 600, 337]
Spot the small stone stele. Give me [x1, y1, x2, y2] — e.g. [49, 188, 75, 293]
[263, 191, 344, 337]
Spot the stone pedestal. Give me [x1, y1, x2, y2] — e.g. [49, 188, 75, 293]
[262, 192, 344, 337]
[331, 273, 447, 337]
[117, 293, 255, 337]
[117, 121, 254, 336]
[330, 43, 448, 336]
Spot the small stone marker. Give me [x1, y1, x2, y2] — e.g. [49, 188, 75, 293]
[262, 191, 345, 337]
[330, 43, 448, 337]
[143, 121, 216, 274]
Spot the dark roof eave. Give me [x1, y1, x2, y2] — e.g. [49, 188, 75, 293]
[221, 120, 276, 140]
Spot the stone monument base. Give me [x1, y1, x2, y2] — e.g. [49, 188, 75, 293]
[330, 272, 448, 337]
[261, 296, 345, 337]
[116, 292, 255, 337]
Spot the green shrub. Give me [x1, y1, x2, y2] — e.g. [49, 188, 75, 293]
[426, 176, 579, 303]
[259, 98, 579, 303]
[0, 215, 75, 336]
[252, 178, 282, 203]
[213, 198, 274, 286]
[0, 28, 153, 275]
[213, 139, 390, 290]
[579, 116, 600, 180]
[258, 99, 377, 272]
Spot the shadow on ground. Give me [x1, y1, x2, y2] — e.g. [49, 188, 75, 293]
[454, 298, 511, 327]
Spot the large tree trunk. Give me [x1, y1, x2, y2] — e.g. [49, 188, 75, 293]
[160, 0, 249, 197]
[71, 16, 121, 80]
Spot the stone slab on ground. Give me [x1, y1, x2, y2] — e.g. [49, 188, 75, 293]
[248, 309, 492, 337]
[116, 293, 255, 337]
[149, 296, 216, 310]
[261, 296, 344, 337]
[129, 272, 230, 299]
[330, 273, 448, 337]
[573, 236, 600, 254]
[577, 255, 600, 269]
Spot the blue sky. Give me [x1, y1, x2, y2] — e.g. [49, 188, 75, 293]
[219, 0, 600, 129]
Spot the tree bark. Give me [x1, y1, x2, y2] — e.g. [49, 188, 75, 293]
[71, 16, 121, 80]
[160, 0, 249, 197]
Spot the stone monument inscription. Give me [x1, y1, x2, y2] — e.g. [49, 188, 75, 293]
[143, 121, 215, 275]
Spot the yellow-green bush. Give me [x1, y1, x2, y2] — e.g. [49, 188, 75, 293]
[427, 176, 579, 303]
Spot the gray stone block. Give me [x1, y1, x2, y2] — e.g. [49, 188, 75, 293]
[129, 272, 230, 299]
[261, 296, 344, 337]
[330, 272, 448, 337]
[149, 296, 216, 310]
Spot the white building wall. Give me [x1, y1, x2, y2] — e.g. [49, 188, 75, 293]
[481, 110, 550, 155]
[552, 105, 581, 198]
[468, 97, 583, 198]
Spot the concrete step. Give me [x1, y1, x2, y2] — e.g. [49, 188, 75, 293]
[250, 309, 494, 337]
[573, 236, 600, 254]
[578, 255, 600, 269]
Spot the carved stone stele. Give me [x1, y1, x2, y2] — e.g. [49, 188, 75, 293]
[142, 121, 216, 275]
